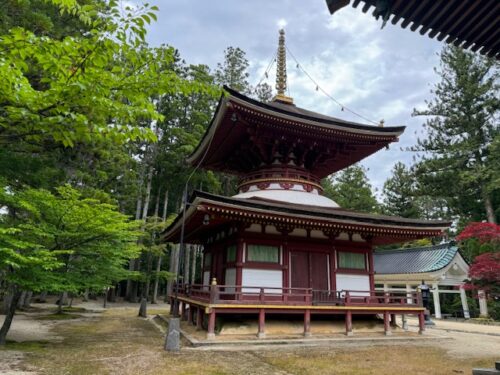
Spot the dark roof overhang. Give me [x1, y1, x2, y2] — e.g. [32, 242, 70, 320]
[187, 87, 405, 178]
[326, 0, 500, 59]
[162, 191, 450, 245]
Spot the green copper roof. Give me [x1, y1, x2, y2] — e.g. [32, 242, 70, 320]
[374, 243, 459, 274]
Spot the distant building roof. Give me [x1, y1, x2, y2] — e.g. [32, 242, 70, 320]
[374, 243, 460, 274]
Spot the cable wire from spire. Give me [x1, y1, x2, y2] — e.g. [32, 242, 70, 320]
[285, 45, 379, 125]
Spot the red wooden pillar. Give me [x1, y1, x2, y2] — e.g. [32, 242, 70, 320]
[196, 307, 203, 331]
[257, 308, 266, 339]
[418, 311, 425, 334]
[384, 311, 392, 336]
[304, 309, 311, 337]
[207, 310, 216, 340]
[345, 310, 353, 336]
[187, 304, 193, 324]
[236, 239, 244, 301]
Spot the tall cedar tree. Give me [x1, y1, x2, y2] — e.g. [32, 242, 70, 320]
[215, 47, 250, 94]
[382, 162, 421, 218]
[412, 46, 499, 224]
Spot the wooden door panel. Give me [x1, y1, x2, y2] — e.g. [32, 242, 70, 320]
[310, 252, 329, 291]
[290, 251, 309, 289]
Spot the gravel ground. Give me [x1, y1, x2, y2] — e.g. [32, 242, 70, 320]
[0, 300, 498, 374]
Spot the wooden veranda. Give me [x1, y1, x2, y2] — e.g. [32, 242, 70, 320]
[170, 283, 427, 339]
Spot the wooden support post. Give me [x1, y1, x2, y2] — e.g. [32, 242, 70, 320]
[345, 310, 353, 336]
[390, 313, 397, 327]
[169, 298, 174, 315]
[196, 307, 203, 331]
[384, 311, 392, 336]
[402, 314, 408, 330]
[207, 310, 216, 340]
[180, 301, 185, 321]
[418, 311, 425, 334]
[187, 304, 193, 324]
[257, 308, 266, 339]
[304, 309, 311, 337]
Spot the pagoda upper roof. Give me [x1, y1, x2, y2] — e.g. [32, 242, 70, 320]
[163, 191, 450, 245]
[187, 87, 406, 178]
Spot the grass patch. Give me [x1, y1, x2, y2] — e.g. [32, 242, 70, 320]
[263, 346, 498, 375]
[62, 306, 88, 313]
[2, 340, 48, 352]
[37, 313, 82, 320]
[9, 306, 500, 375]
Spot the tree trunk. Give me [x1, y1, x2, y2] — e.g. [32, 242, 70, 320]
[83, 289, 89, 302]
[142, 166, 154, 220]
[126, 166, 145, 301]
[37, 291, 47, 303]
[1, 293, 13, 315]
[103, 288, 108, 308]
[162, 190, 169, 222]
[483, 190, 496, 224]
[138, 297, 147, 318]
[17, 291, 27, 309]
[23, 291, 32, 309]
[154, 188, 160, 218]
[152, 255, 162, 304]
[57, 292, 67, 314]
[0, 286, 22, 345]
[144, 252, 153, 301]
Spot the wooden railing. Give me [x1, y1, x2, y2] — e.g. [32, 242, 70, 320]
[173, 284, 422, 307]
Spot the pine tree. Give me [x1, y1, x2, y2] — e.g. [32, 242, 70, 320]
[214, 47, 250, 93]
[323, 165, 379, 213]
[382, 162, 420, 218]
[413, 46, 499, 224]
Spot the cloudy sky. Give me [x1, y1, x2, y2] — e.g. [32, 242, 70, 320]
[142, 0, 445, 198]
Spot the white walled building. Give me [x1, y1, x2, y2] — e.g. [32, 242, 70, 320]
[373, 243, 488, 319]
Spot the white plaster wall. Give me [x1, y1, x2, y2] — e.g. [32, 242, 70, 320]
[242, 269, 282, 294]
[336, 273, 370, 296]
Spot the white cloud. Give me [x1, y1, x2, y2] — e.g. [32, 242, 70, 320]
[144, 0, 444, 193]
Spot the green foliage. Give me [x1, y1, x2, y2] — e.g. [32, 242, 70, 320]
[382, 162, 420, 218]
[412, 46, 500, 224]
[0, 0, 102, 38]
[253, 82, 273, 103]
[215, 47, 250, 93]
[0, 184, 141, 293]
[0, 1, 215, 148]
[323, 165, 379, 213]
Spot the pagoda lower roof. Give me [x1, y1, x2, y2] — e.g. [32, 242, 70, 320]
[187, 87, 405, 178]
[162, 191, 450, 245]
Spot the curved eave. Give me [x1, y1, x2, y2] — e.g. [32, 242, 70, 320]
[162, 191, 450, 244]
[187, 87, 405, 167]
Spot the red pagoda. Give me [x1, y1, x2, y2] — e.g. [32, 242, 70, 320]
[164, 30, 450, 339]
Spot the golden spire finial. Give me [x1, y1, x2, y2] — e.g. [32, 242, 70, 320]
[273, 29, 294, 104]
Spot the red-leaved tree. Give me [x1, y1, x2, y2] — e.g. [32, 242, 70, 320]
[456, 222, 500, 243]
[456, 222, 500, 263]
[468, 253, 500, 296]
[457, 223, 500, 301]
